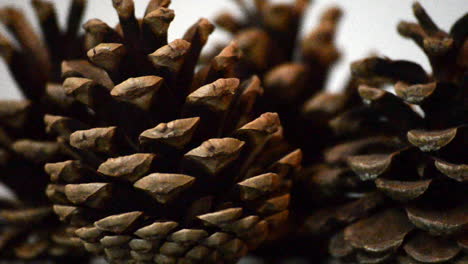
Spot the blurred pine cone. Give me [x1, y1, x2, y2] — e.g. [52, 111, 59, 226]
[304, 3, 467, 263]
[0, 0, 90, 261]
[42, 0, 300, 263]
[213, 0, 360, 165]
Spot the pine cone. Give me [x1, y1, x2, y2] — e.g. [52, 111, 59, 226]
[0, 0, 90, 261]
[304, 3, 467, 263]
[43, 0, 300, 263]
[213, 0, 358, 165]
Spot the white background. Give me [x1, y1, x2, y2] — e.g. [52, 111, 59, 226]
[0, 0, 466, 99]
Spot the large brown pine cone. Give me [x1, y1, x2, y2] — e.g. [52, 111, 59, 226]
[213, 0, 361, 165]
[0, 0, 90, 261]
[42, 0, 301, 263]
[304, 3, 467, 264]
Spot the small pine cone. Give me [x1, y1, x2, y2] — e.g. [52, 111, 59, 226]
[43, 1, 301, 263]
[304, 3, 468, 264]
[213, 0, 360, 165]
[0, 0, 90, 262]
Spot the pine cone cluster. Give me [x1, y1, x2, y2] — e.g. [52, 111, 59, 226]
[0, 0, 89, 261]
[39, 0, 300, 263]
[305, 3, 467, 264]
[0, 0, 466, 264]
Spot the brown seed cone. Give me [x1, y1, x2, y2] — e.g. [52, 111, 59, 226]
[213, 1, 364, 262]
[0, 0, 90, 262]
[213, 0, 362, 166]
[43, 1, 300, 263]
[303, 3, 468, 263]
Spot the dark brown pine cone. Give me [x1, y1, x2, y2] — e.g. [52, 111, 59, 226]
[304, 3, 467, 264]
[42, 0, 301, 263]
[0, 0, 90, 262]
[213, 0, 360, 165]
